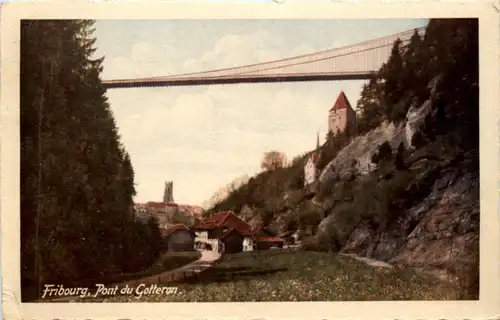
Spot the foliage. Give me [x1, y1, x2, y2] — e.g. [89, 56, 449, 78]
[260, 151, 288, 171]
[317, 130, 352, 172]
[395, 142, 406, 170]
[355, 77, 385, 134]
[371, 141, 393, 164]
[20, 20, 161, 301]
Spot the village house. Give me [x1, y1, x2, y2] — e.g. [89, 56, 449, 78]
[194, 211, 284, 253]
[194, 211, 253, 253]
[304, 152, 320, 186]
[144, 201, 180, 228]
[161, 224, 195, 252]
[304, 133, 321, 186]
[133, 181, 205, 228]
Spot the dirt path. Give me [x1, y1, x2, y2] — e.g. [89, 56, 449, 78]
[339, 253, 394, 269]
[339, 253, 453, 283]
[47, 250, 221, 302]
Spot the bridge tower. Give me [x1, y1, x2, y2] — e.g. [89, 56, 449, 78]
[163, 181, 174, 203]
[328, 91, 357, 135]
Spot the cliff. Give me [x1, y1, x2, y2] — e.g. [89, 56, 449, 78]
[207, 19, 479, 296]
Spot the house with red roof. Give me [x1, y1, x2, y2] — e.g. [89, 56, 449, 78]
[328, 91, 357, 135]
[161, 224, 195, 252]
[194, 211, 284, 253]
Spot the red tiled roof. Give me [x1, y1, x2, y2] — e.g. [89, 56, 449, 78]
[161, 224, 193, 237]
[146, 201, 179, 207]
[308, 152, 320, 164]
[196, 211, 253, 236]
[330, 91, 353, 111]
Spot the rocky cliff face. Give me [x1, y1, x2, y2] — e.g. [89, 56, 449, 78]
[319, 76, 442, 186]
[314, 75, 479, 281]
[338, 158, 479, 278]
[318, 121, 405, 183]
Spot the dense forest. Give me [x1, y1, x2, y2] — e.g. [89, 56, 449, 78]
[20, 20, 162, 301]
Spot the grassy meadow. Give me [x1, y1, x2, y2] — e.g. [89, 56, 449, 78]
[98, 249, 459, 302]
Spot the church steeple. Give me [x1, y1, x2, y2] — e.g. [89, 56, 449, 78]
[316, 131, 320, 150]
[163, 181, 174, 203]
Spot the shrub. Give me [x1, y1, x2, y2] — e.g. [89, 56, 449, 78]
[395, 142, 406, 170]
[411, 129, 427, 148]
[371, 141, 393, 164]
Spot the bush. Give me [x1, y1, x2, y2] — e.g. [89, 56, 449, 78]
[371, 141, 393, 164]
[411, 129, 428, 148]
[395, 142, 406, 170]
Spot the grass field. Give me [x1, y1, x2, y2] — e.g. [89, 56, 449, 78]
[100, 249, 459, 302]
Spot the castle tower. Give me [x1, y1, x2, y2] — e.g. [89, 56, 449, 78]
[163, 181, 174, 203]
[328, 91, 357, 135]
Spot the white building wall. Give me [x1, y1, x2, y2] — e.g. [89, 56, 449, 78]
[243, 237, 254, 251]
[195, 232, 221, 252]
[195, 231, 208, 239]
[304, 157, 317, 186]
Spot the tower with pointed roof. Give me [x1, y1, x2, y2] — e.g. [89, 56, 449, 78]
[328, 91, 357, 135]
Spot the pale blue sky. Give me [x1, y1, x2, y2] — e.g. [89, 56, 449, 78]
[93, 19, 428, 207]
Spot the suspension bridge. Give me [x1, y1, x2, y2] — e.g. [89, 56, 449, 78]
[102, 27, 425, 89]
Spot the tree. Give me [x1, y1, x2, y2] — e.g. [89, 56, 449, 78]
[411, 130, 427, 149]
[146, 217, 163, 259]
[380, 38, 405, 121]
[371, 141, 393, 164]
[260, 151, 287, 171]
[20, 20, 160, 301]
[395, 142, 406, 170]
[356, 76, 385, 134]
[402, 29, 425, 101]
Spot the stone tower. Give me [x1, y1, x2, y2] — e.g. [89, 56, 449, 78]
[163, 181, 174, 203]
[328, 91, 357, 135]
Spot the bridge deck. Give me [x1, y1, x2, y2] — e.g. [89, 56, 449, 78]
[101, 27, 425, 89]
[102, 72, 375, 88]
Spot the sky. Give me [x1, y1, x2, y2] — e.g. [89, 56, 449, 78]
[93, 19, 428, 207]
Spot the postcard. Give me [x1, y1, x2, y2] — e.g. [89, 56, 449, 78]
[1, 1, 499, 320]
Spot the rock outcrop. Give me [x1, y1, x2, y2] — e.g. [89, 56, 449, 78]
[318, 121, 405, 184]
[339, 158, 479, 278]
[314, 74, 478, 281]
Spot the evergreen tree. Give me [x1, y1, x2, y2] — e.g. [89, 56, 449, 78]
[402, 29, 424, 100]
[356, 76, 385, 134]
[371, 141, 393, 164]
[395, 142, 405, 170]
[380, 38, 405, 119]
[146, 217, 163, 261]
[20, 20, 160, 301]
